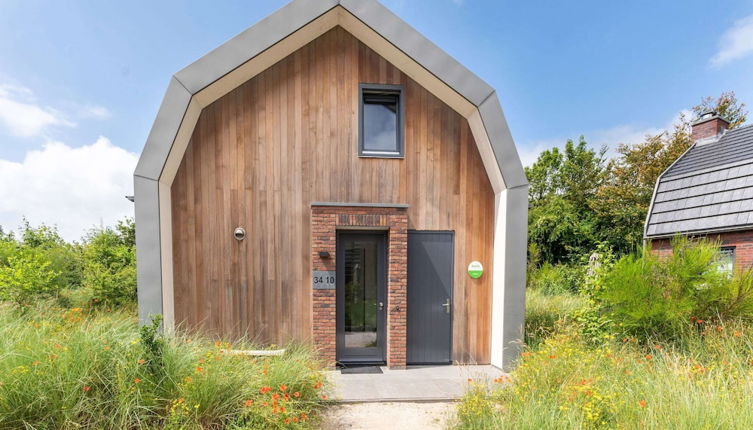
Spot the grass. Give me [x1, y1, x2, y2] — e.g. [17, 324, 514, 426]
[0, 304, 328, 429]
[525, 288, 586, 347]
[454, 292, 753, 429]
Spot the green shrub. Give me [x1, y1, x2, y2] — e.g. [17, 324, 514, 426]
[0, 303, 327, 429]
[0, 249, 58, 308]
[528, 263, 584, 294]
[597, 237, 753, 339]
[18, 221, 83, 291]
[81, 219, 137, 307]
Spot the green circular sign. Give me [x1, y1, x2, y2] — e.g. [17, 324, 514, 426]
[468, 261, 483, 279]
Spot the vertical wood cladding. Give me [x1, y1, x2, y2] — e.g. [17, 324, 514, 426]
[170, 27, 495, 363]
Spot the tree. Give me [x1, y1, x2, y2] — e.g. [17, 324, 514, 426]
[82, 221, 137, 307]
[692, 91, 747, 129]
[526, 137, 606, 264]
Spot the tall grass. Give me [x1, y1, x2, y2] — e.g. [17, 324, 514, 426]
[525, 288, 586, 347]
[0, 304, 327, 429]
[454, 321, 753, 429]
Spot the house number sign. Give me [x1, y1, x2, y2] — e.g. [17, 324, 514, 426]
[312, 271, 336, 290]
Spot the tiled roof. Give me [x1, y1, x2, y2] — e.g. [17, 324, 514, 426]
[645, 124, 753, 237]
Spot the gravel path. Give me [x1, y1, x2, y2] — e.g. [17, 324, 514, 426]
[319, 402, 455, 430]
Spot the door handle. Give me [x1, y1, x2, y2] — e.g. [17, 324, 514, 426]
[442, 298, 451, 314]
[378, 302, 384, 311]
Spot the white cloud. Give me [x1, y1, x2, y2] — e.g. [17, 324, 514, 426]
[710, 14, 753, 67]
[0, 84, 75, 138]
[79, 104, 111, 120]
[0, 137, 137, 241]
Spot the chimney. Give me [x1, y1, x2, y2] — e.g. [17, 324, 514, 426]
[691, 110, 730, 142]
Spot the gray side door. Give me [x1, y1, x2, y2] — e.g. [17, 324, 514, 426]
[407, 231, 453, 364]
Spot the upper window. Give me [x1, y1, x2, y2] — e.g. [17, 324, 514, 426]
[359, 84, 404, 158]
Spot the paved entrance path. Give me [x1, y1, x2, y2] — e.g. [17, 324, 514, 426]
[326, 365, 504, 402]
[320, 401, 455, 430]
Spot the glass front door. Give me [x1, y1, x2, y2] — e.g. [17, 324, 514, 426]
[336, 232, 387, 363]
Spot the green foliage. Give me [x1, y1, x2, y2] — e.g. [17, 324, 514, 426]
[0, 249, 58, 308]
[81, 222, 137, 307]
[0, 304, 327, 429]
[140, 315, 166, 379]
[526, 137, 606, 263]
[596, 237, 753, 339]
[17, 220, 83, 291]
[528, 263, 584, 295]
[693, 91, 748, 129]
[525, 289, 586, 347]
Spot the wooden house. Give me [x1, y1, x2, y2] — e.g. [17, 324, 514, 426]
[134, 0, 528, 370]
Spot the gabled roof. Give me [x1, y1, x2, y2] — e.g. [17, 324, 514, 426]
[133, 0, 527, 191]
[645, 124, 753, 238]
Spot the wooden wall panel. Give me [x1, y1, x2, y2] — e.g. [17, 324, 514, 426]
[171, 27, 495, 363]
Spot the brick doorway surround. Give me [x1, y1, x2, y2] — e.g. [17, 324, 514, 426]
[311, 203, 408, 368]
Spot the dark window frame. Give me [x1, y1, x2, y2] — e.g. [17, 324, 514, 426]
[719, 246, 736, 272]
[358, 83, 404, 158]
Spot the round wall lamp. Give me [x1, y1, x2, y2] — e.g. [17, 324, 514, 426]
[233, 227, 246, 241]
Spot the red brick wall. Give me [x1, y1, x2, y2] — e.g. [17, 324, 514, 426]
[650, 230, 753, 269]
[311, 205, 408, 368]
[691, 118, 728, 141]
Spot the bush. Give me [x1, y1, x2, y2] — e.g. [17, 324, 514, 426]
[0, 303, 328, 429]
[0, 249, 58, 308]
[528, 263, 584, 294]
[81, 219, 137, 307]
[597, 237, 753, 339]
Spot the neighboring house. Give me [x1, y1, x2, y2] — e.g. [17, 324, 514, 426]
[134, 0, 528, 370]
[645, 111, 753, 271]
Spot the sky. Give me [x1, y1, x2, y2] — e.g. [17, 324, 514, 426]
[1, 0, 753, 240]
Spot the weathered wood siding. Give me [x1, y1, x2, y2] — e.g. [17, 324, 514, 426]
[170, 27, 494, 363]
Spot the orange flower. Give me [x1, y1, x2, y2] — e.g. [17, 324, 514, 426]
[716, 326, 723, 332]
[734, 331, 742, 337]
[83, 386, 91, 392]
[272, 393, 280, 400]
[49, 354, 57, 360]
[293, 391, 300, 398]
[279, 384, 287, 392]
[549, 355, 556, 359]
[280, 406, 285, 413]
[32, 361, 39, 367]
[262, 402, 269, 407]
[321, 395, 327, 400]
[644, 354, 652, 360]
[133, 378, 141, 384]
[285, 418, 291, 424]
[467, 378, 473, 382]
[137, 359, 145, 365]
[653, 345, 662, 350]
[195, 366, 204, 373]
[244, 399, 253, 407]
[638, 400, 647, 408]
[301, 413, 308, 422]
[284, 394, 290, 401]
[293, 417, 299, 422]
